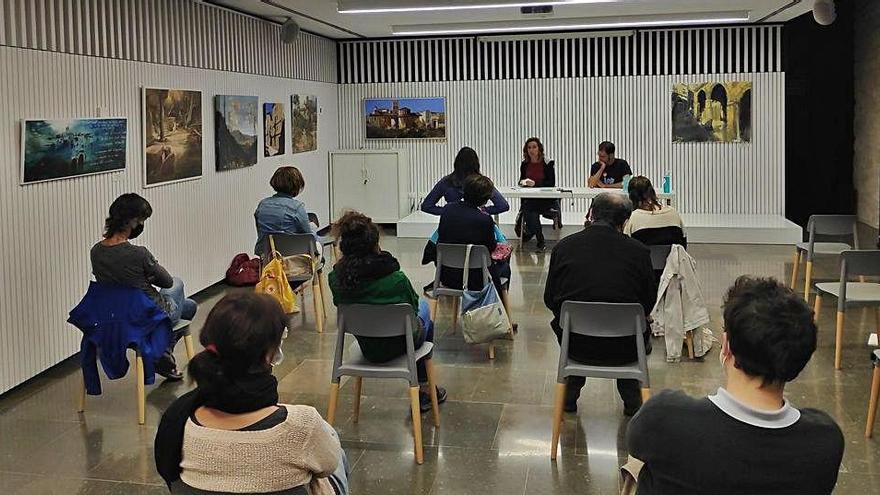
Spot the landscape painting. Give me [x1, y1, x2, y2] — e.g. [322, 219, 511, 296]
[365, 97, 447, 140]
[263, 102, 285, 157]
[215, 95, 258, 171]
[143, 88, 203, 187]
[672, 81, 752, 143]
[291, 94, 318, 153]
[21, 118, 127, 185]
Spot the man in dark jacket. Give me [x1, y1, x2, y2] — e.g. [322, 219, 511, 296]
[544, 193, 657, 415]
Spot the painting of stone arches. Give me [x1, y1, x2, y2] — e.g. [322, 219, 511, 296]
[672, 81, 752, 143]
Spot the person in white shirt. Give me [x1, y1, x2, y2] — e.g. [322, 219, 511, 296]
[624, 176, 686, 246]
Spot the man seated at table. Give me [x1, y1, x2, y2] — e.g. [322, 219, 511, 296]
[543, 193, 656, 415]
[588, 141, 632, 189]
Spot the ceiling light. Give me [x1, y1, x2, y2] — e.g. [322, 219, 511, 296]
[338, 0, 616, 14]
[477, 30, 634, 42]
[392, 11, 751, 36]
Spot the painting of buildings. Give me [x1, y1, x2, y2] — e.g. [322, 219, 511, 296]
[365, 98, 446, 139]
[291, 94, 318, 153]
[264, 102, 285, 157]
[672, 81, 752, 143]
[215, 95, 258, 171]
[21, 118, 127, 184]
[143, 88, 203, 187]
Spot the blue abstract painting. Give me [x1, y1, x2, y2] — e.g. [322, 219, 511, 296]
[21, 118, 127, 184]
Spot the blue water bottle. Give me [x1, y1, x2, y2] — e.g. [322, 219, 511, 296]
[662, 170, 672, 194]
[621, 174, 632, 193]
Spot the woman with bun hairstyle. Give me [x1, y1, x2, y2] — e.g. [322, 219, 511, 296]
[155, 292, 349, 495]
[328, 211, 447, 412]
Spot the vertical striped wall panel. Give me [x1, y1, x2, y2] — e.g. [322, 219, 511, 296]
[0, 45, 338, 394]
[0, 0, 337, 83]
[337, 72, 785, 216]
[338, 26, 781, 83]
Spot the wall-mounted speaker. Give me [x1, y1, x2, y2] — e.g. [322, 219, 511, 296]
[281, 18, 300, 43]
[813, 0, 836, 26]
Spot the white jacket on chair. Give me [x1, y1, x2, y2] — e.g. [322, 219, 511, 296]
[650, 244, 711, 361]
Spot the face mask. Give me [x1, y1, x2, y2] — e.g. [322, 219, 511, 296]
[270, 328, 289, 367]
[129, 222, 144, 239]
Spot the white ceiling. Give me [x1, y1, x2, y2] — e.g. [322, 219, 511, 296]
[209, 0, 814, 39]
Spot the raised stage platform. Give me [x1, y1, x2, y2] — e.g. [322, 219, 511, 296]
[396, 211, 802, 245]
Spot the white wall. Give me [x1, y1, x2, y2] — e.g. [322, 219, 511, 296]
[338, 72, 784, 216]
[0, 46, 337, 394]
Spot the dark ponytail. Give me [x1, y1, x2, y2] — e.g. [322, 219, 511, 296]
[332, 210, 380, 292]
[104, 193, 152, 238]
[187, 293, 287, 393]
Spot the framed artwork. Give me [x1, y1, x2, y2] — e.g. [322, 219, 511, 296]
[263, 102, 286, 157]
[143, 87, 203, 187]
[21, 117, 127, 185]
[291, 94, 318, 153]
[672, 81, 752, 143]
[215, 95, 259, 171]
[364, 97, 447, 140]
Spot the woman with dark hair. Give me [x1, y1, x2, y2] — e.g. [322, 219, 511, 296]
[421, 146, 509, 216]
[328, 211, 447, 412]
[254, 165, 317, 256]
[518, 137, 558, 252]
[624, 176, 686, 246]
[91, 193, 197, 380]
[155, 293, 349, 495]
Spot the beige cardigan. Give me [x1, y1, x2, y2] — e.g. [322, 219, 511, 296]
[180, 404, 340, 495]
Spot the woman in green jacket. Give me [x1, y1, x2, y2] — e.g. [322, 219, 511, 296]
[328, 211, 446, 412]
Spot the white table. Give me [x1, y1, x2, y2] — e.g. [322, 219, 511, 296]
[500, 186, 676, 207]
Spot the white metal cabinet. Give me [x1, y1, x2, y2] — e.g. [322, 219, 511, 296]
[329, 150, 409, 223]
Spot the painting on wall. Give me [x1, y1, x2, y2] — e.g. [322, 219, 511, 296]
[672, 81, 752, 143]
[263, 102, 286, 157]
[215, 95, 259, 171]
[291, 94, 318, 153]
[21, 118, 127, 185]
[143, 88, 203, 187]
[365, 97, 447, 140]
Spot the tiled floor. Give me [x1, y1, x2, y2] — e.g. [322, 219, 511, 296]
[2, 236, 880, 494]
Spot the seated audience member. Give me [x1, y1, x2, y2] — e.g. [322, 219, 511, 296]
[627, 276, 844, 495]
[438, 174, 512, 294]
[624, 176, 686, 247]
[254, 165, 317, 256]
[91, 193, 197, 381]
[588, 141, 632, 189]
[518, 137, 558, 252]
[155, 292, 348, 495]
[421, 146, 509, 216]
[328, 211, 447, 412]
[544, 193, 656, 416]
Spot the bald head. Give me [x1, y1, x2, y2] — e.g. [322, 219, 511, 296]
[589, 192, 633, 230]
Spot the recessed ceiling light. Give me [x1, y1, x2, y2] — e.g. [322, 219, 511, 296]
[338, 0, 617, 14]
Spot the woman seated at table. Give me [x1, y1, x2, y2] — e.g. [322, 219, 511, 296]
[254, 165, 319, 256]
[624, 176, 686, 247]
[518, 137, 558, 252]
[438, 174, 512, 296]
[155, 292, 349, 495]
[328, 211, 447, 412]
[421, 146, 509, 216]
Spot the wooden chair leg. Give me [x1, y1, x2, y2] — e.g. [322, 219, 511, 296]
[352, 377, 362, 423]
[550, 382, 566, 460]
[874, 308, 880, 346]
[790, 250, 801, 289]
[77, 374, 86, 413]
[327, 382, 340, 425]
[499, 288, 515, 332]
[804, 260, 813, 301]
[426, 359, 440, 427]
[685, 331, 695, 359]
[640, 387, 652, 402]
[312, 281, 325, 334]
[451, 297, 460, 330]
[835, 311, 845, 370]
[183, 333, 195, 360]
[429, 296, 440, 322]
[488, 342, 496, 360]
[317, 273, 329, 321]
[813, 294, 823, 323]
[409, 386, 424, 464]
[867, 365, 880, 438]
[136, 354, 145, 425]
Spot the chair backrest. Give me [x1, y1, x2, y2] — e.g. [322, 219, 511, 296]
[333, 303, 419, 384]
[835, 251, 880, 310]
[307, 212, 320, 228]
[265, 233, 319, 260]
[648, 245, 673, 271]
[632, 226, 687, 248]
[171, 480, 309, 494]
[808, 214, 858, 243]
[433, 243, 491, 290]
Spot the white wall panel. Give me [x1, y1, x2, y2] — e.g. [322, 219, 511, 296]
[338, 72, 784, 216]
[0, 45, 338, 394]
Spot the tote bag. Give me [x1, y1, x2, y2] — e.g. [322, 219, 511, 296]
[255, 236, 298, 314]
[459, 245, 512, 345]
